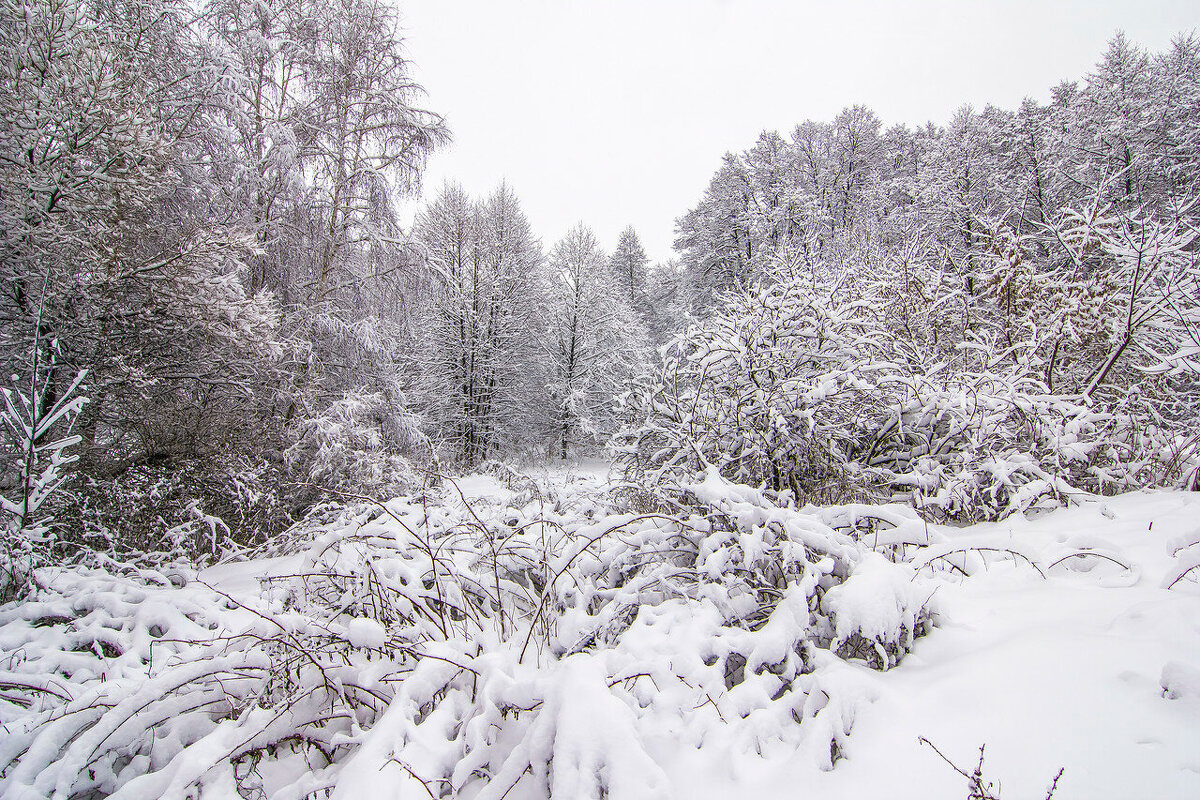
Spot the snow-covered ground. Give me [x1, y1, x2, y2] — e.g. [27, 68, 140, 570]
[2, 469, 1197, 799]
[663, 491, 1200, 800]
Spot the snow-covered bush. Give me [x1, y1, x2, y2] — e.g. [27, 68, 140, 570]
[0, 495, 510, 800]
[0, 467, 937, 798]
[614, 265, 1192, 522]
[285, 390, 428, 499]
[56, 454, 293, 566]
[613, 279, 899, 504]
[872, 370, 1155, 521]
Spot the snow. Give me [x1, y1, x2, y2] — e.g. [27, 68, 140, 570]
[1162, 661, 1200, 700]
[473, 655, 671, 800]
[654, 491, 1200, 800]
[823, 551, 932, 667]
[346, 617, 386, 649]
[3, 473, 1200, 799]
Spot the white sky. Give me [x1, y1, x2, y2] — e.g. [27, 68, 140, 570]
[397, 0, 1197, 264]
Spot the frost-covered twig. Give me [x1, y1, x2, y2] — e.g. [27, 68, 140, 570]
[919, 736, 1065, 800]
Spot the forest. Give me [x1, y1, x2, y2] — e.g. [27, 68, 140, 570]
[1, 0, 1198, 798]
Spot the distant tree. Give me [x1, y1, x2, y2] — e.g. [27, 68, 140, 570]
[1080, 32, 1154, 205]
[789, 119, 838, 243]
[641, 259, 694, 344]
[674, 153, 758, 302]
[414, 184, 545, 466]
[608, 226, 650, 309]
[830, 105, 883, 229]
[546, 225, 647, 459]
[1151, 34, 1200, 204]
[921, 106, 994, 284]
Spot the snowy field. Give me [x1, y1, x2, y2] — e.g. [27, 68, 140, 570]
[1, 467, 1198, 799]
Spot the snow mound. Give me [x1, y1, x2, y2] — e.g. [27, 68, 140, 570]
[824, 552, 934, 669]
[346, 617, 386, 649]
[1161, 661, 1200, 700]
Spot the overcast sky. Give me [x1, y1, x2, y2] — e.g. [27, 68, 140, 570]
[398, 0, 1197, 264]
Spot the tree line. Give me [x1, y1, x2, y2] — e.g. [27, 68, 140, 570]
[620, 32, 1199, 518]
[0, 0, 652, 565]
[2, 0, 1196, 567]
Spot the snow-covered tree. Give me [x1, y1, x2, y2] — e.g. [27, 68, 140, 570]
[0, 0, 283, 471]
[201, 0, 312, 299]
[545, 224, 647, 459]
[674, 153, 759, 302]
[413, 183, 546, 466]
[659, 32, 1200, 510]
[303, 0, 448, 302]
[608, 225, 650, 310]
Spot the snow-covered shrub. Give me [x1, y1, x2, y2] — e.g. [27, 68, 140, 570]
[550, 470, 934, 772]
[56, 454, 293, 566]
[920, 737, 1065, 800]
[285, 390, 428, 499]
[554, 468, 934, 663]
[613, 279, 899, 504]
[1050, 200, 1200, 390]
[0, 496, 497, 800]
[478, 469, 935, 780]
[0, 466, 940, 798]
[0, 563, 266, 799]
[614, 264, 1191, 522]
[871, 370, 1155, 521]
[824, 550, 934, 669]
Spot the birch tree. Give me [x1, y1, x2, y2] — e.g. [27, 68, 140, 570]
[303, 0, 448, 303]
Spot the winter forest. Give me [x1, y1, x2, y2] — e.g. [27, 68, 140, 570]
[2, 0, 1199, 797]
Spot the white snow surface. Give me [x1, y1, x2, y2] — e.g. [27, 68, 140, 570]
[345, 617, 386, 649]
[670, 490, 1200, 800]
[2, 466, 1198, 799]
